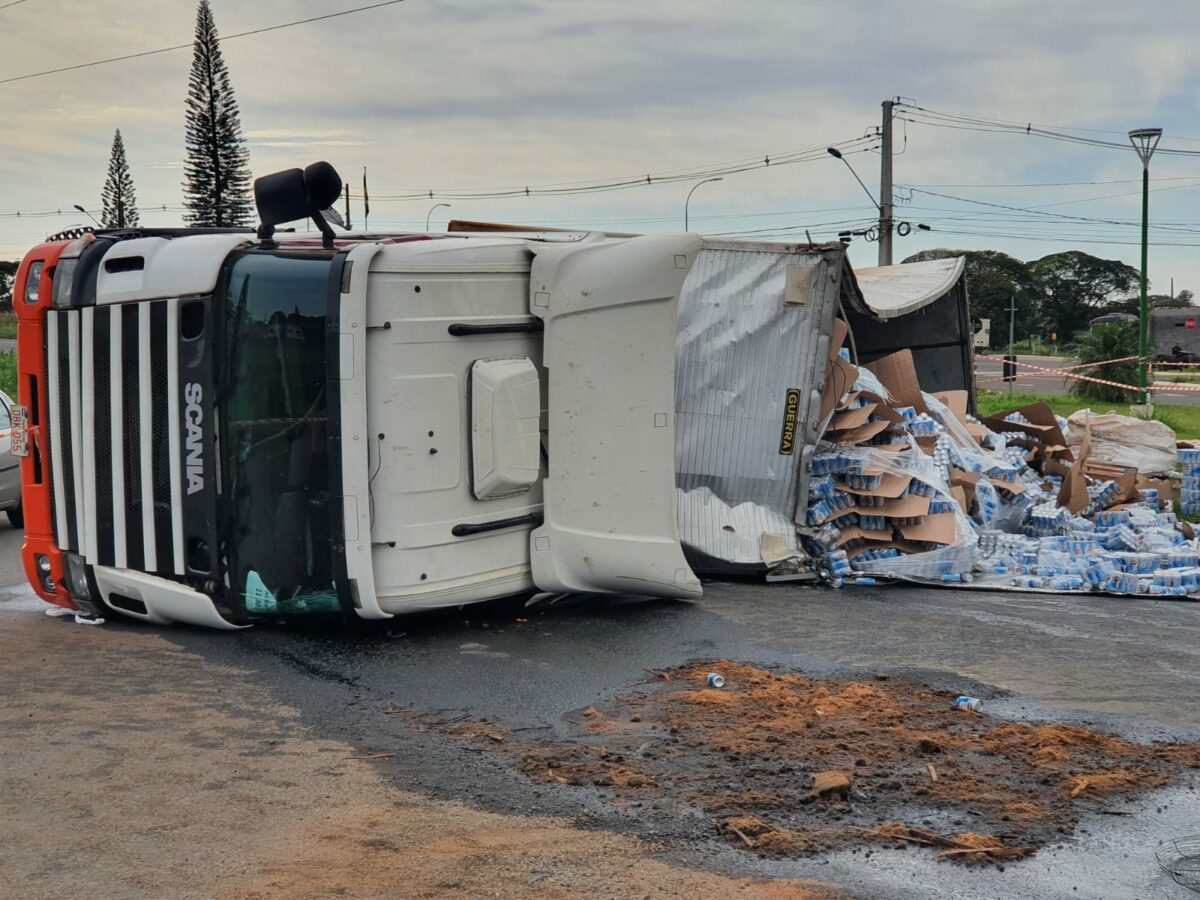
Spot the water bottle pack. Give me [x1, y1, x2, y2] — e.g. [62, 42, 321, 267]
[811, 475, 837, 500]
[1102, 572, 1143, 595]
[827, 550, 853, 577]
[844, 470, 883, 491]
[908, 413, 940, 437]
[808, 386, 1200, 600]
[906, 479, 937, 498]
[1163, 550, 1200, 569]
[1105, 526, 1144, 552]
[1094, 509, 1131, 528]
[1182, 447, 1200, 515]
[1113, 552, 1162, 575]
[1047, 574, 1086, 591]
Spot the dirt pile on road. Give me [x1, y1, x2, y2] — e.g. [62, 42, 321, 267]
[437, 661, 1200, 864]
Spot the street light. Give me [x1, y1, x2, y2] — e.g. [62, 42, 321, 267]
[684, 177, 722, 231]
[73, 204, 101, 227]
[1129, 127, 1163, 403]
[826, 147, 880, 212]
[426, 202, 451, 232]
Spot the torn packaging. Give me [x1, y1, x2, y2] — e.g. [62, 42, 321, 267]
[831, 419, 892, 446]
[980, 402, 1073, 464]
[1057, 432, 1091, 515]
[839, 473, 912, 499]
[820, 357, 859, 423]
[836, 526, 894, 548]
[865, 349, 929, 414]
[819, 317, 858, 423]
[898, 512, 959, 545]
[933, 389, 990, 443]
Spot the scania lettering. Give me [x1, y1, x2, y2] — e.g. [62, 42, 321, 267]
[184, 383, 204, 495]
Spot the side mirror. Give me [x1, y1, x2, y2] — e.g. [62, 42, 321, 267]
[254, 161, 343, 249]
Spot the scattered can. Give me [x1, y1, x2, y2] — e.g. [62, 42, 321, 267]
[953, 695, 982, 712]
[707, 672, 726, 689]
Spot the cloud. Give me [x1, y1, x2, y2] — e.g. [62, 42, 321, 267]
[1, 0, 1200, 297]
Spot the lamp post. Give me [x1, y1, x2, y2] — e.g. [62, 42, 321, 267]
[73, 204, 101, 227]
[1129, 127, 1163, 404]
[684, 177, 722, 231]
[826, 147, 879, 215]
[426, 202, 451, 232]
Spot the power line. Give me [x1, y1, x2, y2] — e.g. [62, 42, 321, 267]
[900, 176, 1200, 189]
[895, 102, 1200, 158]
[0, 0, 407, 85]
[0, 0, 28, 10]
[344, 137, 879, 202]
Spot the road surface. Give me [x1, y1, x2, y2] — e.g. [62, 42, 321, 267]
[2, 522, 1198, 899]
[974, 354, 1076, 396]
[975, 353, 1198, 404]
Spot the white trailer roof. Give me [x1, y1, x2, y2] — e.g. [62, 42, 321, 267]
[852, 256, 965, 320]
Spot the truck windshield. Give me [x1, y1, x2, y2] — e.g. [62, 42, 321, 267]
[221, 251, 340, 617]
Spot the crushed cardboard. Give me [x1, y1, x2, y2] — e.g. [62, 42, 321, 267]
[805, 318, 1198, 601]
[865, 350, 929, 414]
[839, 473, 912, 499]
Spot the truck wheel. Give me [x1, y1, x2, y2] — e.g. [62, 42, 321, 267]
[7, 504, 23, 529]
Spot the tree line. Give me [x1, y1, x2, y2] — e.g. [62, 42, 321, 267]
[904, 248, 1193, 348]
[88, 0, 252, 231]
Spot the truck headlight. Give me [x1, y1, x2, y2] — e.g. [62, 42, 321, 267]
[63, 552, 91, 602]
[51, 258, 78, 308]
[23, 261, 43, 304]
[34, 554, 55, 593]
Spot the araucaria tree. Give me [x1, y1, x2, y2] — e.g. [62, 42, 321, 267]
[183, 0, 252, 227]
[101, 129, 139, 229]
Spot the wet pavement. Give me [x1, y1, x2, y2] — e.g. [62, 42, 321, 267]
[139, 579, 1200, 899]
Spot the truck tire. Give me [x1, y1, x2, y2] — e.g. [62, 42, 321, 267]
[7, 503, 23, 529]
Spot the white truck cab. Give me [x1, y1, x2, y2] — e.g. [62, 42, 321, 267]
[33, 162, 705, 628]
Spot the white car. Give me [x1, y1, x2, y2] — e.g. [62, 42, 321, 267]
[0, 389, 22, 527]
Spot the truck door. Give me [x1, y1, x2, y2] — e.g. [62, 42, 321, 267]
[529, 234, 702, 600]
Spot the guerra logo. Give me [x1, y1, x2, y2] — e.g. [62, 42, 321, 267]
[184, 382, 204, 495]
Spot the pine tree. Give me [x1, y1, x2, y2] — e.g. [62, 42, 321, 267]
[182, 0, 252, 227]
[101, 129, 139, 229]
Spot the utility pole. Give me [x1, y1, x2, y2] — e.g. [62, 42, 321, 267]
[1129, 128, 1162, 405]
[1007, 294, 1017, 395]
[343, 183, 352, 231]
[879, 99, 895, 266]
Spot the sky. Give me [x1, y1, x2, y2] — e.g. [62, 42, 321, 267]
[4, 0, 1200, 301]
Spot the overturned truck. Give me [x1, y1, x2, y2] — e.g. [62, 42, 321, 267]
[13, 162, 976, 628]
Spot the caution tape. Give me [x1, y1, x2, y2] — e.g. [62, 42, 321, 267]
[979, 356, 1200, 394]
[988, 357, 1141, 393]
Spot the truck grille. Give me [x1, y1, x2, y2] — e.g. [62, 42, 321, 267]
[46, 301, 184, 576]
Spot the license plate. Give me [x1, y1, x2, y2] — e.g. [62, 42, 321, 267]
[10, 405, 28, 457]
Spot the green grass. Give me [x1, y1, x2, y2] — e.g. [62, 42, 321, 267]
[0, 351, 15, 399]
[976, 389, 1200, 440]
[0, 315, 16, 340]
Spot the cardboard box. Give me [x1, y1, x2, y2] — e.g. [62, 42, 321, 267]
[980, 402, 1073, 465]
[838, 473, 912, 499]
[898, 512, 958, 545]
[865, 350, 928, 414]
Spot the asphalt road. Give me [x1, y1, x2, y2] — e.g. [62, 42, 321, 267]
[2, 528, 1198, 899]
[975, 354, 1075, 396]
[974, 353, 1198, 404]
